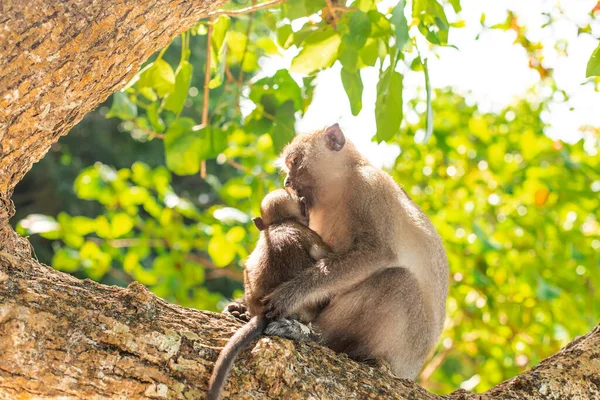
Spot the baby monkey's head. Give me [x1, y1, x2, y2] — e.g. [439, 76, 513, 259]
[253, 188, 308, 231]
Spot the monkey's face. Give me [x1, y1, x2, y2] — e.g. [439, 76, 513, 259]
[278, 124, 348, 208]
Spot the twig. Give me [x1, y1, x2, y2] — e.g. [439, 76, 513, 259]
[134, 125, 165, 139]
[238, 0, 257, 83]
[224, 62, 237, 83]
[419, 346, 451, 383]
[201, 17, 214, 179]
[324, 0, 339, 25]
[332, 6, 358, 12]
[226, 158, 253, 173]
[208, 0, 286, 17]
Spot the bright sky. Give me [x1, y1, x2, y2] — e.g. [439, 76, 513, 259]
[257, 0, 600, 168]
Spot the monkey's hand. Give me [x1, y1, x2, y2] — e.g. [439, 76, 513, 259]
[262, 280, 307, 320]
[263, 266, 327, 320]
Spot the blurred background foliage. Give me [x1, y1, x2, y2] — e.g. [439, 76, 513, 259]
[10, 0, 600, 394]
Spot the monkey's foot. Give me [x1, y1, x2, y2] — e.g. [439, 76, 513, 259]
[264, 318, 313, 341]
[222, 301, 250, 322]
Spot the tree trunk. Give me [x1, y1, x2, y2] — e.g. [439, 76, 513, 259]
[0, 1, 599, 399]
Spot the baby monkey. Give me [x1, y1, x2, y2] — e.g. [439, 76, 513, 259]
[206, 188, 329, 400]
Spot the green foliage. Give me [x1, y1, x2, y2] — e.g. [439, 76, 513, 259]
[586, 43, 600, 77]
[391, 91, 600, 392]
[375, 66, 403, 142]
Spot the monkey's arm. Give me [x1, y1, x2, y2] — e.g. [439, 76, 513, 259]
[264, 234, 393, 319]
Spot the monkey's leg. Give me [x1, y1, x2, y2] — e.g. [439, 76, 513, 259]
[313, 267, 434, 379]
[264, 318, 314, 341]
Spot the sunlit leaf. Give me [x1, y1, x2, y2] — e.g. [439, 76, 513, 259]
[211, 15, 231, 68]
[137, 59, 176, 97]
[163, 117, 202, 175]
[343, 11, 371, 49]
[290, 29, 341, 75]
[367, 11, 391, 38]
[423, 58, 434, 143]
[586, 43, 600, 77]
[413, 0, 449, 45]
[208, 232, 236, 267]
[391, 0, 410, 50]
[106, 92, 137, 120]
[270, 100, 296, 153]
[341, 68, 363, 116]
[375, 69, 403, 142]
[165, 61, 193, 116]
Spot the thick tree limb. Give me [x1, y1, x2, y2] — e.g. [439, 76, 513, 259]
[1, 251, 599, 399]
[0, 0, 227, 245]
[0, 0, 599, 398]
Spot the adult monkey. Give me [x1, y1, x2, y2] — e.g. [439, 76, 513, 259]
[264, 124, 449, 379]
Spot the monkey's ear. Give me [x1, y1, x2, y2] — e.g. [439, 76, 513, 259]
[253, 217, 265, 231]
[324, 123, 346, 152]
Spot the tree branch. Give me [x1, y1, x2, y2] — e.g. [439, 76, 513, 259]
[1, 250, 599, 399]
[208, 0, 286, 17]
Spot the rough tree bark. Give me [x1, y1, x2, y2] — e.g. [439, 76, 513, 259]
[0, 1, 599, 399]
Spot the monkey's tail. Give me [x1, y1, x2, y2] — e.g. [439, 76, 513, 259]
[206, 315, 268, 400]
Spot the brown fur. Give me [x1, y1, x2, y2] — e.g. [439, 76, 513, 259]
[207, 189, 329, 400]
[265, 124, 449, 379]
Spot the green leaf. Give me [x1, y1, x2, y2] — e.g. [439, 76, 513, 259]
[270, 100, 296, 152]
[290, 29, 341, 75]
[359, 38, 379, 67]
[423, 58, 433, 143]
[165, 61, 193, 116]
[586, 43, 600, 77]
[338, 41, 360, 71]
[52, 248, 80, 273]
[277, 24, 293, 48]
[197, 126, 228, 160]
[375, 69, 403, 142]
[226, 226, 247, 243]
[449, 0, 461, 12]
[139, 87, 157, 101]
[208, 232, 236, 267]
[250, 69, 303, 110]
[413, 0, 449, 45]
[256, 37, 281, 55]
[111, 212, 135, 237]
[537, 278, 562, 300]
[163, 118, 202, 175]
[147, 102, 165, 133]
[106, 92, 137, 120]
[343, 11, 371, 49]
[351, 0, 374, 12]
[211, 15, 231, 66]
[341, 68, 363, 116]
[367, 11, 391, 38]
[284, 0, 308, 20]
[391, 0, 409, 50]
[305, 0, 325, 15]
[137, 59, 176, 97]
